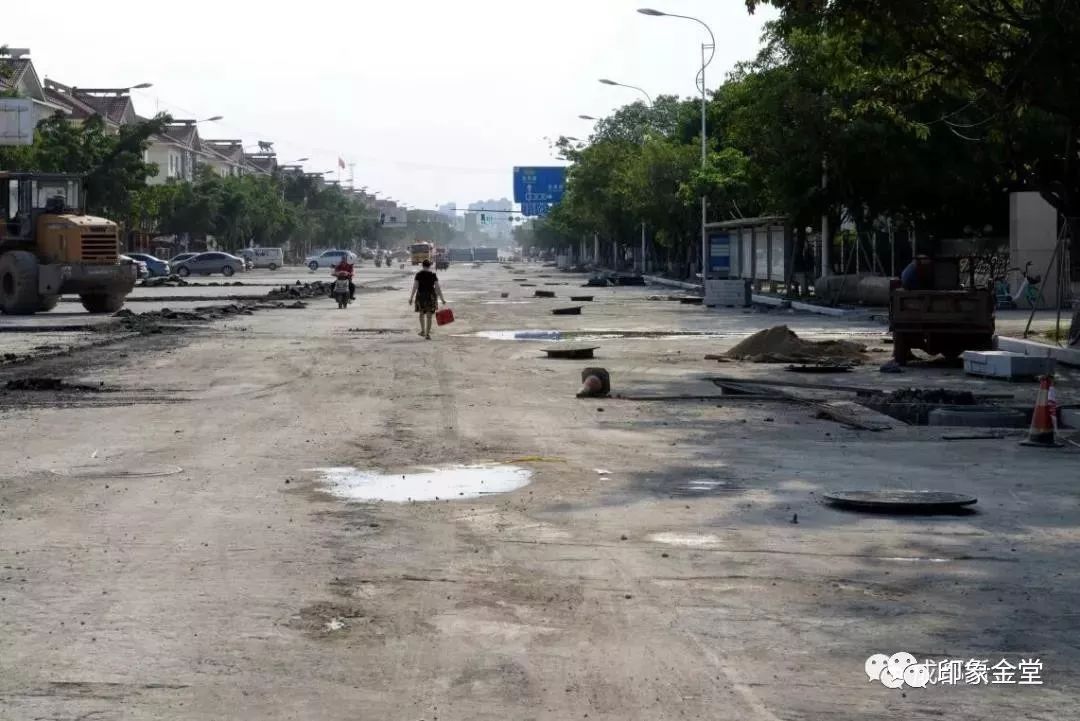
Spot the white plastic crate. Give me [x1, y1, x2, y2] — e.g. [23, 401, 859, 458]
[962, 350, 1054, 380]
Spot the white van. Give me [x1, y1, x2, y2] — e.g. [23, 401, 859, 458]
[241, 247, 284, 270]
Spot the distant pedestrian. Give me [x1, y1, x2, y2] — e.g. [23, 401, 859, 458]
[409, 259, 445, 340]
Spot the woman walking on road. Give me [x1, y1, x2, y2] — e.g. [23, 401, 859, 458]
[409, 259, 445, 340]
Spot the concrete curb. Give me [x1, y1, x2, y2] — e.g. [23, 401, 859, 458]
[749, 295, 879, 319]
[751, 294, 789, 308]
[790, 301, 877, 318]
[994, 335, 1080, 368]
[643, 275, 703, 292]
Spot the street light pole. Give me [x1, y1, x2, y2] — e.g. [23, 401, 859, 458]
[598, 78, 653, 106]
[638, 8, 715, 282]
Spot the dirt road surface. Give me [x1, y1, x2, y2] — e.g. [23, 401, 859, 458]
[2, 264, 1079, 720]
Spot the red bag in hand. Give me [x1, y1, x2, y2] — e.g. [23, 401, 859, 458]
[435, 307, 455, 326]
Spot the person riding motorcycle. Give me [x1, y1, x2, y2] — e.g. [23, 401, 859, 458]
[333, 257, 355, 299]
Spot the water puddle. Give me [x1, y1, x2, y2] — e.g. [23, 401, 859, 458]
[51, 464, 184, 478]
[650, 532, 723, 547]
[312, 464, 532, 502]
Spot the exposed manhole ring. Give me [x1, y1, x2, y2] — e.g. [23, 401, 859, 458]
[928, 406, 1027, 428]
[51, 464, 184, 479]
[824, 490, 977, 513]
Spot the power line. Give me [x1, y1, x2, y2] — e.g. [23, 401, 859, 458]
[135, 92, 507, 175]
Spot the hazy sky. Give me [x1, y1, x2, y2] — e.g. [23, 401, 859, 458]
[9, 0, 776, 210]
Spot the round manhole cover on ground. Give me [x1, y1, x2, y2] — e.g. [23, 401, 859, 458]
[824, 490, 977, 513]
[51, 465, 184, 479]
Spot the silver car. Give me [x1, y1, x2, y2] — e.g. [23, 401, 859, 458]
[168, 252, 198, 271]
[174, 252, 247, 277]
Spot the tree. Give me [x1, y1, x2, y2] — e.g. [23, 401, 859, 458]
[0, 111, 169, 222]
[747, 0, 1080, 216]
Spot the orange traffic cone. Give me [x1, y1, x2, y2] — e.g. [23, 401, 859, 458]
[1020, 375, 1063, 447]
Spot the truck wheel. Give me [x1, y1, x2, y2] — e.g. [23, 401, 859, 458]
[268, 263, 278, 271]
[80, 293, 125, 314]
[892, 333, 913, 366]
[0, 251, 42, 315]
[38, 294, 60, 312]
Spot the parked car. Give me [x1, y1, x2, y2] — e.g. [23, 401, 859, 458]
[173, 252, 247, 277]
[125, 252, 170, 277]
[305, 249, 357, 271]
[239, 247, 284, 270]
[120, 254, 149, 280]
[168, 252, 199, 271]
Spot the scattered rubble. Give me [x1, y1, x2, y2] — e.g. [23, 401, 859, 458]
[266, 281, 332, 300]
[140, 275, 189, 288]
[724, 325, 867, 364]
[4, 377, 103, 392]
[112, 301, 288, 334]
[139, 276, 247, 288]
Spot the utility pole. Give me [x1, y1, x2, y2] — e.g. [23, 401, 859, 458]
[821, 156, 830, 277]
[641, 222, 647, 274]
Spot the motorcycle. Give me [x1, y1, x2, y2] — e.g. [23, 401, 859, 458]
[331, 271, 352, 309]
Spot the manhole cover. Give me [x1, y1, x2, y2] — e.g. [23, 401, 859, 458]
[51, 465, 184, 479]
[824, 490, 977, 512]
[543, 346, 598, 360]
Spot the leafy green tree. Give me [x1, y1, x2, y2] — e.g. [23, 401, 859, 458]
[0, 111, 169, 221]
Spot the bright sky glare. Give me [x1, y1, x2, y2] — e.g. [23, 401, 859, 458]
[8, 0, 777, 209]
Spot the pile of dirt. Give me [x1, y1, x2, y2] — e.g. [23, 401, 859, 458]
[884, 388, 977, 405]
[266, 281, 331, 300]
[725, 325, 868, 364]
[113, 300, 308, 334]
[4, 377, 102, 392]
[140, 277, 245, 288]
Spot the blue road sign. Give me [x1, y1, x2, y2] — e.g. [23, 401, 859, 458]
[709, 232, 731, 276]
[521, 202, 552, 217]
[708, 234, 734, 276]
[513, 166, 567, 204]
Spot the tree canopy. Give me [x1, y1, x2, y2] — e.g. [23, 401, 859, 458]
[526, 0, 1076, 277]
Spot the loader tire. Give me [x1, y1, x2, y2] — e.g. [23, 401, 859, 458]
[37, 294, 60, 312]
[0, 251, 43, 315]
[80, 293, 126, 314]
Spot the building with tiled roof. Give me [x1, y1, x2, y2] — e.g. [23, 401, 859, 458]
[245, 153, 277, 176]
[202, 140, 247, 177]
[0, 48, 71, 125]
[41, 80, 137, 131]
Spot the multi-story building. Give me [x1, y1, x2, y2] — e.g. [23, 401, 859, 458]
[467, 198, 513, 242]
[201, 140, 247, 177]
[0, 49, 71, 126]
[42, 81, 138, 132]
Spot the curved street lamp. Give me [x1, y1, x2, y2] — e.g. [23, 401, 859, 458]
[598, 78, 653, 106]
[638, 7, 716, 280]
